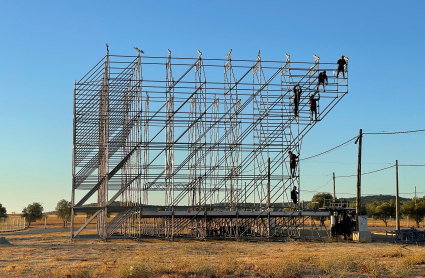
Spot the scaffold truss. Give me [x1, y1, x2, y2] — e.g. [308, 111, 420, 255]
[70, 48, 349, 240]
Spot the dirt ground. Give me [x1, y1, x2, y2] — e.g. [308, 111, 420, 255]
[2, 215, 425, 277]
[1, 227, 425, 278]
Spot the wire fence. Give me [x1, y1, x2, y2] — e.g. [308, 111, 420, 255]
[0, 217, 26, 232]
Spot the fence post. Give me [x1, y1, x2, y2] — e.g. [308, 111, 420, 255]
[407, 216, 409, 227]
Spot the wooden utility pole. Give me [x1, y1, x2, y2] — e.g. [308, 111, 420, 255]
[396, 160, 400, 230]
[333, 172, 336, 201]
[415, 185, 418, 227]
[267, 157, 271, 208]
[355, 129, 362, 231]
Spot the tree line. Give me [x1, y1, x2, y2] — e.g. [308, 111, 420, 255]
[0, 200, 110, 228]
[309, 193, 425, 227]
[1, 194, 425, 228]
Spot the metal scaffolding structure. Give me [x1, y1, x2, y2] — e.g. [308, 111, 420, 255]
[70, 48, 349, 240]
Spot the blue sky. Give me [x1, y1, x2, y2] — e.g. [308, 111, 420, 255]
[0, 1, 424, 212]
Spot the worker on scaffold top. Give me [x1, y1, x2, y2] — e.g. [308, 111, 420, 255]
[291, 186, 298, 209]
[288, 150, 298, 177]
[316, 71, 328, 92]
[336, 55, 346, 78]
[309, 93, 320, 121]
[293, 85, 301, 117]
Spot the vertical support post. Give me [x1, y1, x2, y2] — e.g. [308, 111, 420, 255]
[165, 50, 175, 209]
[267, 211, 270, 240]
[70, 80, 76, 240]
[245, 182, 247, 209]
[333, 172, 336, 201]
[267, 157, 270, 209]
[98, 46, 110, 239]
[415, 186, 417, 227]
[355, 129, 362, 231]
[396, 160, 400, 230]
[236, 212, 239, 239]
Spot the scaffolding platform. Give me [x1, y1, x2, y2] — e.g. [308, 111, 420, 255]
[70, 48, 348, 240]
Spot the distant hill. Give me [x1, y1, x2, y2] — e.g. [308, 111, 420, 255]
[70, 195, 411, 212]
[344, 195, 410, 204]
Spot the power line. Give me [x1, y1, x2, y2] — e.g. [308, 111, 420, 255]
[336, 165, 395, 178]
[300, 136, 357, 161]
[364, 129, 425, 135]
[300, 128, 425, 162]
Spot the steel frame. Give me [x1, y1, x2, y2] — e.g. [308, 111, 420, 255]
[70, 48, 348, 240]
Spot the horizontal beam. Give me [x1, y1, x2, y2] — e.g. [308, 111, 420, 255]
[139, 210, 330, 218]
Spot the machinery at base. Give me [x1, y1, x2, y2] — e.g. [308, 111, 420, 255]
[321, 198, 356, 239]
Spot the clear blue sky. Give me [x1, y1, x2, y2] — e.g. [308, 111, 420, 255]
[0, 1, 424, 212]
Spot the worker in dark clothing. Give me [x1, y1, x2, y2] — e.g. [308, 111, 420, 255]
[288, 150, 298, 177]
[336, 56, 347, 78]
[293, 85, 301, 116]
[309, 93, 320, 121]
[291, 186, 298, 208]
[316, 71, 328, 92]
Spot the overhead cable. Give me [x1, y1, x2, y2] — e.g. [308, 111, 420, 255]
[364, 129, 425, 135]
[300, 136, 357, 161]
[336, 165, 395, 178]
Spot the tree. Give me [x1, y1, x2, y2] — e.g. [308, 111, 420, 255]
[376, 200, 396, 227]
[348, 201, 367, 216]
[55, 199, 72, 228]
[366, 200, 395, 227]
[366, 201, 379, 218]
[309, 193, 334, 209]
[401, 197, 425, 227]
[22, 202, 44, 227]
[0, 203, 7, 218]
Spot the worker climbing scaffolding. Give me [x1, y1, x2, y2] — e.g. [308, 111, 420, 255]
[288, 151, 299, 177]
[309, 93, 320, 121]
[291, 186, 298, 209]
[293, 85, 301, 116]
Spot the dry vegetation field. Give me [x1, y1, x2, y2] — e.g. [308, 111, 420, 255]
[2, 215, 425, 277]
[11, 213, 422, 229]
[1, 229, 425, 278]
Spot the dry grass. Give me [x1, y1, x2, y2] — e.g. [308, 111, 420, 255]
[7, 213, 421, 230]
[1, 232, 425, 277]
[29, 214, 101, 229]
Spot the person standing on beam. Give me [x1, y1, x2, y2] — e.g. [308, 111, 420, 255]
[316, 71, 328, 92]
[336, 55, 347, 78]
